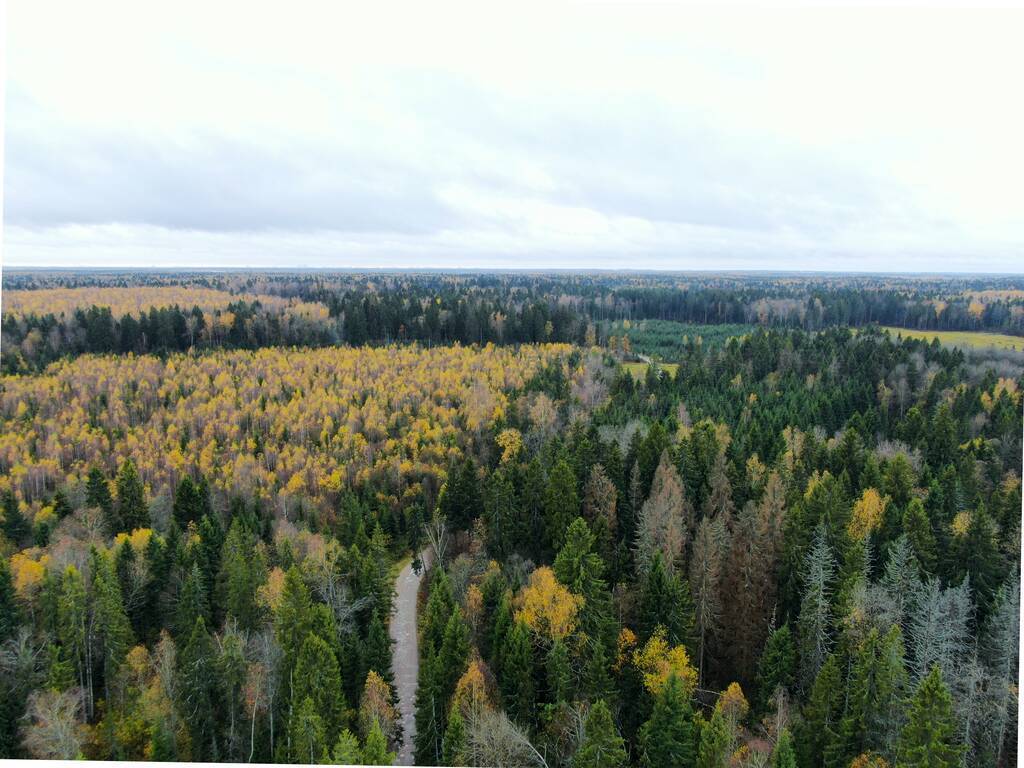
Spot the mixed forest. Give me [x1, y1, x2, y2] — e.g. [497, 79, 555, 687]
[0, 270, 1021, 768]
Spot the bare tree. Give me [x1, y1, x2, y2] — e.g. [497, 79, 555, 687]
[22, 687, 86, 759]
[465, 708, 548, 768]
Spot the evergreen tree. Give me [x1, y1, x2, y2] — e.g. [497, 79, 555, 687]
[114, 458, 149, 532]
[175, 562, 209, 637]
[696, 708, 730, 768]
[546, 638, 572, 705]
[771, 728, 797, 768]
[441, 707, 467, 766]
[573, 699, 627, 768]
[840, 625, 908, 761]
[217, 517, 265, 631]
[797, 654, 843, 767]
[361, 719, 394, 765]
[638, 673, 696, 768]
[545, 457, 580, 553]
[903, 499, 937, 574]
[91, 551, 134, 701]
[275, 565, 314, 710]
[288, 695, 327, 764]
[500, 620, 535, 725]
[0, 556, 19, 644]
[86, 465, 114, 520]
[755, 623, 796, 714]
[483, 467, 517, 560]
[440, 457, 481, 532]
[897, 665, 963, 768]
[639, 551, 695, 650]
[1, 489, 28, 545]
[178, 616, 219, 760]
[332, 729, 362, 763]
[797, 523, 835, 688]
[293, 632, 345, 744]
[364, 610, 394, 688]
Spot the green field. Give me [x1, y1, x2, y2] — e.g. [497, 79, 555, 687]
[882, 326, 1024, 352]
[623, 361, 680, 380]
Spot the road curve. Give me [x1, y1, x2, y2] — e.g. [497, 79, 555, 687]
[390, 549, 431, 765]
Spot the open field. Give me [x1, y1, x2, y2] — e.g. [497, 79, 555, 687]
[623, 360, 680, 380]
[882, 326, 1024, 351]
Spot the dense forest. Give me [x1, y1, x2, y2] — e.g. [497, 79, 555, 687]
[4, 271, 1024, 374]
[0, 272, 1021, 767]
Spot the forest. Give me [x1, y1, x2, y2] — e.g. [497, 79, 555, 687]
[0, 271, 1021, 768]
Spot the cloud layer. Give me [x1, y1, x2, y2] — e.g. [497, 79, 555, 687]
[5, 3, 1023, 271]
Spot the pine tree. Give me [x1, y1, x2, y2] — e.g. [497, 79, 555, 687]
[484, 467, 517, 560]
[441, 707, 467, 766]
[500, 620, 535, 725]
[771, 728, 797, 768]
[755, 623, 796, 715]
[217, 517, 265, 631]
[178, 616, 219, 760]
[545, 457, 580, 553]
[897, 665, 963, 768]
[573, 699, 627, 768]
[114, 458, 149, 532]
[797, 523, 835, 688]
[86, 466, 114, 520]
[361, 719, 394, 765]
[0, 556, 20, 644]
[638, 673, 696, 768]
[1, 489, 28, 545]
[332, 729, 362, 763]
[364, 610, 394, 688]
[175, 562, 209, 637]
[293, 632, 345, 744]
[288, 695, 326, 764]
[696, 708, 730, 768]
[903, 499, 937, 574]
[797, 654, 842, 767]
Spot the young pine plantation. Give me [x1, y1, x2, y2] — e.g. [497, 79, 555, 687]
[0, 279, 1021, 768]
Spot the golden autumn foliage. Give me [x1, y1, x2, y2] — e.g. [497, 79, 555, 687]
[631, 626, 698, 696]
[10, 549, 50, 596]
[0, 344, 571, 511]
[496, 428, 523, 464]
[515, 566, 582, 642]
[614, 627, 638, 672]
[450, 659, 496, 720]
[257, 567, 286, 611]
[952, 511, 972, 538]
[2, 285, 328, 321]
[848, 488, 889, 541]
[850, 754, 891, 768]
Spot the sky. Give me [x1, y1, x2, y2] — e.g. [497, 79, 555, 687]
[3, 1, 1023, 272]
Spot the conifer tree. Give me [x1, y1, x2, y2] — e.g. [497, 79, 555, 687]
[903, 499, 937, 574]
[771, 728, 797, 768]
[797, 654, 843, 767]
[364, 610, 394, 688]
[897, 666, 963, 768]
[573, 699, 627, 768]
[484, 467, 517, 560]
[218, 517, 265, 631]
[293, 632, 345, 744]
[546, 638, 572, 705]
[1, 489, 28, 545]
[178, 616, 219, 760]
[797, 523, 835, 688]
[545, 457, 580, 553]
[288, 695, 326, 764]
[91, 551, 134, 701]
[175, 562, 209, 637]
[86, 466, 114, 520]
[755, 623, 796, 714]
[275, 566, 314, 710]
[114, 458, 149, 532]
[361, 719, 394, 765]
[696, 708, 730, 768]
[0, 556, 19, 644]
[500, 620, 536, 724]
[638, 673, 696, 768]
[441, 707, 467, 766]
[332, 729, 362, 763]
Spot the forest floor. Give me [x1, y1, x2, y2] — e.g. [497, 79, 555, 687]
[390, 549, 431, 765]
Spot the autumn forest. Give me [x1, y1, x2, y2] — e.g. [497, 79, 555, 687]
[0, 270, 1021, 768]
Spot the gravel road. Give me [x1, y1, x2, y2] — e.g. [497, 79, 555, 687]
[390, 549, 431, 765]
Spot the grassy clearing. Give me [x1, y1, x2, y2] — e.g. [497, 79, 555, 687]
[882, 326, 1024, 352]
[624, 361, 680, 380]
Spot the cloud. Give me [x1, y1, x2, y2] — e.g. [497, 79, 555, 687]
[4, 2, 1023, 271]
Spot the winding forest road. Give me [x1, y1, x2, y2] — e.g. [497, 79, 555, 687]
[391, 549, 431, 766]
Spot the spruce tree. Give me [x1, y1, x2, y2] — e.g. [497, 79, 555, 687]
[755, 623, 796, 715]
[175, 562, 209, 637]
[288, 695, 326, 764]
[771, 728, 797, 768]
[332, 729, 362, 763]
[178, 616, 219, 760]
[86, 466, 114, 521]
[547, 638, 573, 705]
[797, 654, 843, 767]
[500, 620, 536, 725]
[545, 457, 580, 553]
[897, 665, 963, 768]
[696, 708, 730, 768]
[293, 632, 345, 744]
[114, 458, 149, 532]
[1, 489, 28, 545]
[0, 556, 20, 644]
[364, 610, 394, 688]
[441, 707, 467, 766]
[573, 699, 627, 768]
[361, 719, 394, 765]
[638, 673, 696, 768]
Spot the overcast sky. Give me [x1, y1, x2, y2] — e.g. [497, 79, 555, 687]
[4, 2, 1023, 272]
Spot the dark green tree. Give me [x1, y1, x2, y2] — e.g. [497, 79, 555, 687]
[114, 458, 149, 532]
[573, 699, 627, 768]
[544, 457, 580, 553]
[897, 665, 963, 768]
[637, 673, 696, 768]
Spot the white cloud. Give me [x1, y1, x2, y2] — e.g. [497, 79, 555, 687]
[4, 1, 1023, 271]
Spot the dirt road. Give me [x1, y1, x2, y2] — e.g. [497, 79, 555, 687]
[390, 549, 431, 765]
